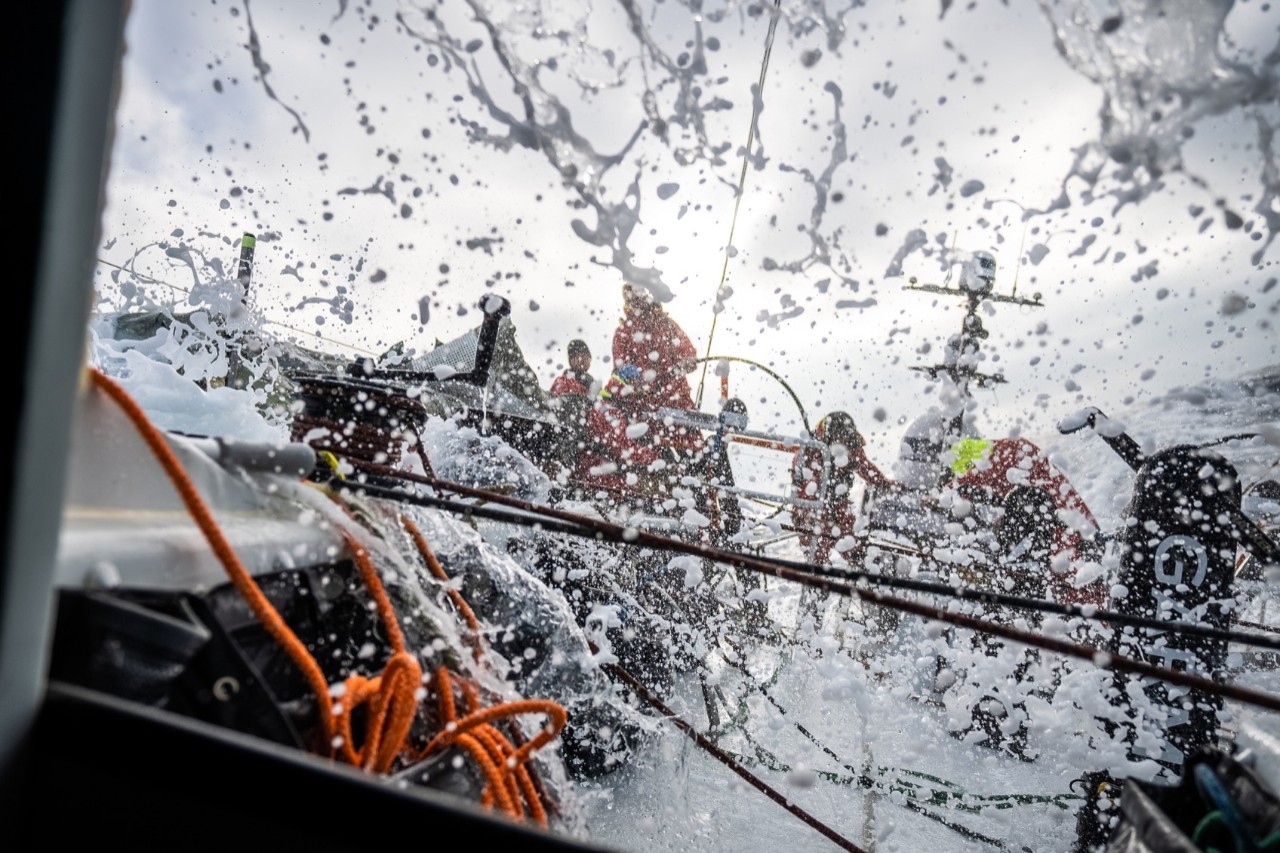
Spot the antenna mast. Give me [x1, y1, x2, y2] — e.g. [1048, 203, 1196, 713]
[906, 251, 1043, 436]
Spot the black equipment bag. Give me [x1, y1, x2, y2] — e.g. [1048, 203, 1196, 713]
[1107, 746, 1280, 853]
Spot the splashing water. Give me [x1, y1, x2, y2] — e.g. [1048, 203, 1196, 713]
[376, 0, 1278, 297]
[1034, 0, 1279, 262]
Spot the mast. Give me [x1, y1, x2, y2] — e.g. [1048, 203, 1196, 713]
[906, 251, 1043, 438]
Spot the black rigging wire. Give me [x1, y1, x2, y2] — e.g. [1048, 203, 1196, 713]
[339, 463, 1280, 653]
[329, 469, 1280, 714]
[599, 649, 866, 853]
[757, 541, 1280, 650]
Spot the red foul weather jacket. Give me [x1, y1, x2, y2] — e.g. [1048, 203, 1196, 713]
[791, 444, 892, 565]
[612, 303, 697, 412]
[550, 369, 595, 397]
[575, 398, 666, 494]
[953, 437, 1104, 605]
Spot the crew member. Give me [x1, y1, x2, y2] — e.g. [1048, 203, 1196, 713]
[612, 283, 698, 412]
[612, 282, 704, 465]
[703, 397, 748, 546]
[791, 411, 893, 566]
[550, 338, 598, 397]
[576, 365, 668, 500]
[549, 338, 598, 451]
[704, 397, 767, 627]
[948, 436, 1104, 605]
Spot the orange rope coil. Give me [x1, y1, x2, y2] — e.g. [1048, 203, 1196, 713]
[87, 366, 566, 825]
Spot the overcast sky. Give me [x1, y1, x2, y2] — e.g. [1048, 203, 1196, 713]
[97, 0, 1279, 462]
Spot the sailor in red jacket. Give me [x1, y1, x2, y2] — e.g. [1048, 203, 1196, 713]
[575, 365, 668, 497]
[612, 283, 698, 412]
[791, 411, 893, 566]
[549, 338, 598, 440]
[949, 436, 1104, 605]
[550, 339, 598, 397]
[611, 282, 707, 470]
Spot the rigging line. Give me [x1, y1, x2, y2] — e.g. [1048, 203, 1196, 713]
[332, 480, 599, 541]
[345, 459, 1280, 653]
[345, 458, 1274, 650]
[694, 0, 783, 410]
[773, 528, 1280, 652]
[694, 354, 813, 434]
[332, 469, 1280, 712]
[1236, 618, 1279, 636]
[718, 636, 866, 775]
[728, 723, 1078, 815]
[721, 640, 1080, 814]
[717, 638, 1080, 815]
[722, 725, 1052, 850]
[1244, 458, 1280, 490]
[716, 642, 884, 794]
[902, 801, 1010, 851]
[94, 256, 381, 357]
[598, 651, 866, 853]
[1010, 219, 1028, 299]
[735, 735, 1015, 850]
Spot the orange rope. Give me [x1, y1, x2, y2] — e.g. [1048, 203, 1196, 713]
[87, 367, 566, 824]
[88, 368, 342, 753]
[401, 515, 484, 661]
[459, 731, 517, 814]
[475, 727, 523, 813]
[421, 666, 566, 827]
[407, 423, 437, 478]
[332, 531, 423, 771]
[400, 514, 557, 821]
[456, 645, 551, 824]
[422, 698, 568, 767]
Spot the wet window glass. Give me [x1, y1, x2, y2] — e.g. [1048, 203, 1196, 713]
[65, 2, 1280, 850]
